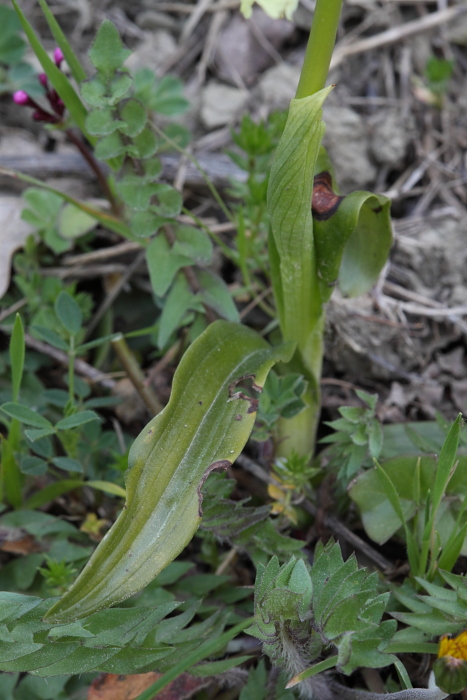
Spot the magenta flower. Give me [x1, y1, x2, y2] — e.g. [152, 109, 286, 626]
[13, 90, 30, 106]
[53, 48, 64, 67]
[38, 73, 48, 87]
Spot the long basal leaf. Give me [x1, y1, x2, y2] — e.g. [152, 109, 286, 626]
[45, 321, 293, 622]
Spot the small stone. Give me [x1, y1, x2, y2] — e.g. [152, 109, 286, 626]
[125, 31, 178, 74]
[322, 105, 377, 192]
[256, 63, 300, 111]
[135, 10, 179, 33]
[215, 7, 295, 85]
[370, 110, 412, 167]
[200, 82, 250, 129]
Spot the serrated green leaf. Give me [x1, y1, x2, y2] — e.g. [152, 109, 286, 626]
[85, 107, 123, 135]
[45, 321, 293, 622]
[116, 176, 159, 211]
[128, 127, 158, 159]
[119, 98, 147, 137]
[94, 131, 127, 160]
[88, 20, 131, 73]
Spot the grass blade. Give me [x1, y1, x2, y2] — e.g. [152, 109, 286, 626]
[10, 314, 24, 402]
[37, 0, 87, 84]
[10, 0, 91, 141]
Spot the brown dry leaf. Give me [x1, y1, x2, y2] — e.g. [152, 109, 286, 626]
[0, 527, 42, 555]
[87, 672, 211, 700]
[0, 196, 34, 299]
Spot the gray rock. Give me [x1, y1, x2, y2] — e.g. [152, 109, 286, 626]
[215, 7, 295, 86]
[200, 82, 250, 128]
[370, 110, 412, 167]
[322, 105, 377, 192]
[135, 10, 180, 33]
[125, 31, 178, 74]
[256, 63, 300, 111]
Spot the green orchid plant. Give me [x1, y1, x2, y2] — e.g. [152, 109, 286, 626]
[6, 0, 451, 697]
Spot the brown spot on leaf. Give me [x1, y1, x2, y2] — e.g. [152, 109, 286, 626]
[312, 171, 344, 221]
[228, 374, 262, 414]
[235, 414, 243, 421]
[197, 460, 232, 516]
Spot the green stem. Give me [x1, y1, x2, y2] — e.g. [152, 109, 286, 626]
[68, 335, 75, 406]
[295, 0, 344, 99]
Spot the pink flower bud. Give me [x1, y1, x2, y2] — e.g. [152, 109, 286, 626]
[13, 90, 30, 105]
[38, 73, 48, 87]
[53, 48, 64, 67]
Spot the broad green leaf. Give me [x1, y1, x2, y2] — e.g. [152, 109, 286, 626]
[128, 127, 158, 159]
[24, 427, 56, 442]
[146, 235, 191, 297]
[157, 273, 200, 349]
[31, 326, 69, 351]
[58, 204, 98, 239]
[55, 410, 99, 430]
[94, 132, 126, 160]
[172, 225, 213, 264]
[88, 20, 131, 73]
[52, 457, 83, 473]
[85, 107, 123, 135]
[119, 98, 147, 137]
[55, 292, 82, 335]
[10, 314, 24, 402]
[130, 211, 168, 238]
[0, 167, 130, 237]
[20, 456, 48, 476]
[268, 89, 331, 357]
[10, 0, 91, 140]
[197, 270, 240, 322]
[0, 6, 25, 65]
[134, 70, 189, 116]
[312, 148, 392, 300]
[0, 403, 53, 429]
[116, 176, 160, 211]
[152, 183, 183, 218]
[45, 321, 293, 622]
[37, 0, 87, 84]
